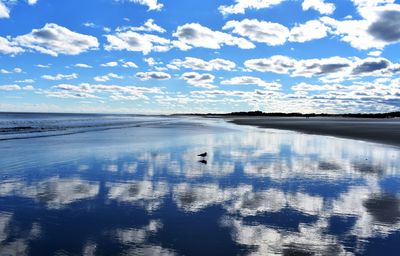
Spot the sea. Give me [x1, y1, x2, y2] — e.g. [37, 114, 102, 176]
[0, 112, 400, 255]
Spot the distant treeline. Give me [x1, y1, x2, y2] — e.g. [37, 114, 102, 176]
[178, 111, 400, 118]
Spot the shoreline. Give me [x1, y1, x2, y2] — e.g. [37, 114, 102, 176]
[226, 116, 400, 148]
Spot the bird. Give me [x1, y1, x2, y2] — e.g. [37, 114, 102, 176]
[197, 152, 207, 157]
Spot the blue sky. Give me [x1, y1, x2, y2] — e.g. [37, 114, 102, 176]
[1, 0, 400, 114]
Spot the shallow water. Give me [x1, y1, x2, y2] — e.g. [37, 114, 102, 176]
[0, 115, 400, 255]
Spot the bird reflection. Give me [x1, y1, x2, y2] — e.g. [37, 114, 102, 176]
[198, 159, 207, 165]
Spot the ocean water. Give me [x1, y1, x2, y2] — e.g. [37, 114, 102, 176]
[0, 113, 400, 255]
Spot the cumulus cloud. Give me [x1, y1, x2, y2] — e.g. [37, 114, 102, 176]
[124, 0, 163, 11]
[170, 57, 236, 71]
[244, 55, 397, 81]
[218, 0, 285, 15]
[51, 83, 163, 100]
[101, 61, 118, 67]
[94, 73, 123, 82]
[352, 58, 390, 75]
[0, 36, 24, 55]
[118, 19, 165, 33]
[0, 84, 33, 91]
[289, 20, 329, 42]
[0, 84, 21, 91]
[122, 61, 138, 68]
[180, 72, 216, 89]
[302, 0, 335, 15]
[293, 57, 352, 77]
[105, 30, 171, 55]
[244, 55, 296, 74]
[368, 7, 400, 43]
[15, 23, 99, 56]
[36, 64, 50, 68]
[173, 23, 255, 50]
[368, 50, 382, 57]
[28, 0, 38, 5]
[41, 73, 78, 81]
[322, 4, 400, 50]
[223, 19, 289, 46]
[74, 63, 92, 68]
[99, 60, 138, 68]
[0, 1, 10, 18]
[350, 0, 395, 7]
[221, 76, 282, 90]
[136, 71, 171, 80]
[144, 57, 163, 68]
[15, 79, 35, 83]
[292, 82, 345, 91]
[1, 67, 23, 74]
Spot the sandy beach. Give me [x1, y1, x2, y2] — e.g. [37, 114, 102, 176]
[228, 117, 400, 147]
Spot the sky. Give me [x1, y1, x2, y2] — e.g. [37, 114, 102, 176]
[0, 0, 400, 114]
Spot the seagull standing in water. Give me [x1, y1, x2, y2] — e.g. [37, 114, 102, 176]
[197, 152, 207, 158]
[197, 152, 207, 165]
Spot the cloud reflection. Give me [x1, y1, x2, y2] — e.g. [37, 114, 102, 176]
[107, 180, 168, 211]
[0, 177, 99, 209]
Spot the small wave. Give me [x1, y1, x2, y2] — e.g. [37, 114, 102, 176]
[0, 113, 176, 140]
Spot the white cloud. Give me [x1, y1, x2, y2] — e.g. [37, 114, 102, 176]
[36, 64, 50, 68]
[1, 67, 23, 74]
[293, 56, 352, 78]
[180, 72, 217, 89]
[144, 57, 162, 66]
[218, 0, 285, 15]
[0, 84, 21, 91]
[170, 57, 236, 71]
[119, 19, 165, 33]
[244, 55, 397, 81]
[0, 36, 24, 55]
[350, 0, 395, 7]
[74, 63, 92, 68]
[0, 1, 10, 18]
[122, 61, 138, 68]
[223, 19, 289, 46]
[15, 23, 99, 56]
[244, 55, 296, 74]
[41, 73, 78, 81]
[302, 0, 336, 15]
[221, 76, 282, 90]
[13, 67, 22, 73]
[322, 4, 400, 50]
[15, 79, 35, 83]
[292, 82, 345, 91]
[94, 73, 123, 82]
[27, 0, 39, 5]
[105, 30, 172, 55]
[52, 83, 163, 101]
[101, 61, 119, 67]
[22, 85, 34, 90]
[136, 71, 171, 80]
[83, 22, 96, 28]
[0, 84, 34, 91]
[124, 0, 163, 11]
[173, 23, 255, 50]
[368, 50, 382, 57]
[289, 20, 329, 42]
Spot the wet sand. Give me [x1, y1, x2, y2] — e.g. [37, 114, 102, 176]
[227, 117, 400, 147]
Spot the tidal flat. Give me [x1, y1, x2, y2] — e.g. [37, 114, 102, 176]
[0, 113, 400, 255]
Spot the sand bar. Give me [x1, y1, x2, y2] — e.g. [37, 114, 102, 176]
[227, 117, 400, 147]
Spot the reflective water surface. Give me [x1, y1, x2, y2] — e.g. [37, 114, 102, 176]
[0, 116, 400, 255]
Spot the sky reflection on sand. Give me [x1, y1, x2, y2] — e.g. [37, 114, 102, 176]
[0, 117, 400, 255]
